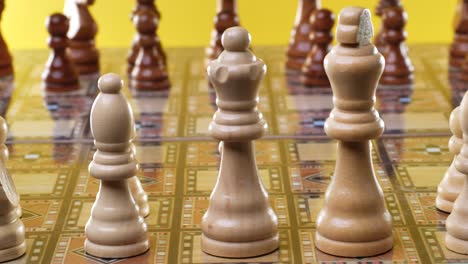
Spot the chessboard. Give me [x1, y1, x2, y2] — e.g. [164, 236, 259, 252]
[2, 44, 465, 264]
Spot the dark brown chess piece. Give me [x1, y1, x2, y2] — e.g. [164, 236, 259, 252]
[67, 0, 99, 76]
[127, 0, 166, 75]
[286, 0, 319, 73]
[0, 0, 12, 78]
[205, 0, 240, 64]
[374, 0, 402, 52]
[301, 9, 334, 87]
[130, 9, 170, 90]
[450, 0, 468, 71]
[380, 7, 413, 85]
[42, 13, 79, 92]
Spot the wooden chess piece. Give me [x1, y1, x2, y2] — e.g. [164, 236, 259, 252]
[446, 92, 468, 255]
[436, 107, 464, 213]
[374, 0, 401, 52]
[205, 0, 240, 64]
[450, 0, 468, 71]
[42, 13, 79, 92]
[0, 0, 12, 78]
[380, 7, 413, 85]
[67, 0, 100, 76]
[130, 9, 170, 90]
[301, 9, 334, 87]
[202, 26, 279, 258]
[129, 144, 149, 218]
[0, 117, 26, 262]
[127, 0, 166, 75]
[315, 7, 393, 257]
[85, 73, 149, 258]
[286, 0, 319, 73]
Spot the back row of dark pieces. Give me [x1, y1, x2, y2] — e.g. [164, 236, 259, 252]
[42, 0, 170, 93]
[286, 0, 413, 88]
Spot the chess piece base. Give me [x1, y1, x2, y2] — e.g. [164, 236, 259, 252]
[84, 239, 149, 259]
[445, 233, 468, 255]
[315, 232, 393, 257]
[201, 233, 279, 258]
[0, 241, 26, 263]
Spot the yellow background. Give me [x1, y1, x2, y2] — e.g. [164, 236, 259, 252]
[4, 0, 457, 50]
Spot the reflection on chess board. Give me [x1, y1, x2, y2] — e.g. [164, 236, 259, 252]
[2, 45, 466, 263]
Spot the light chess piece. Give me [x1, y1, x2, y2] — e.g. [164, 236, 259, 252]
[201, 26, 279, 258]
[0, 117, 26, 262]
[436, 107, 464, 213]
[446, 92, 468, 255]
[315, 7, 393, 257]
[85, 73, 149, 258]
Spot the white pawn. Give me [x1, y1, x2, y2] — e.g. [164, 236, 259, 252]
[85, 73, 149, 258]
[446, 93, 468, 254]
[0, 117, 26, 262]
[436, 107, 464, 213]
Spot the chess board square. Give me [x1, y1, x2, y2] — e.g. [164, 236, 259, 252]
[12, 170, 70, 198]
[382, 112, 449, 134]
[134, 114, 179, 138]
[129, 96, 172, 115]
[63, 198, 173, 231]
[178, 231, 293, 263]
[7, 143, 81, 169]
[299, 228, 421, 263]
[288, 162, 392, 194]
[13, 233, 51, 264]
[51, 232, 170, 264]
[74, 166, 176, 197]
[394, 164, 447, 191]
[21, 199, 63, 232]
[186, 141, 281, 166]
[287, 140, 381, 164]
[405, 192, 449, 225]
[276, 111, 329, 136]
[181, 196, 290, 229]
[8, 119, 79, 139]
[281, 94, 333, 112]
[294, 193, 405, 228]
[184, 166, 283, 195]
[420, 227, 468, 263]
[383, 137, 452, 163]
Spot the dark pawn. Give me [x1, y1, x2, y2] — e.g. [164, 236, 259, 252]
[205, 0, 240, 63]
[374, 0, 402, 52]
[380, 7, 414, 85]
[67, 0, 99, 76]
[301, 9, 334, 87]
[130, 9, 170, 90]
[450, 0, 468, 70]
[0, 0, 12, 78]
[286, 0, 319, 73]
[127, 0, 166, 75]
[42, 13, 79, 92]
